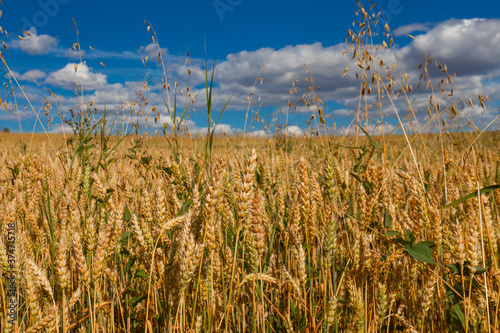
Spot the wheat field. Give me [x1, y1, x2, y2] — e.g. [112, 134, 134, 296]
[0, 131, 499, 332]
[1, 1, 500, 332]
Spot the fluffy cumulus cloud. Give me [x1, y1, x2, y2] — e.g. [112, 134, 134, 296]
[87, 81, 143, 106]
[11, 70, 47, 83]
[332, 109, 353, 117]
[45, 63, 107, 90]
[393, 23, 432, 36]
[339, 122, 397, 136]
[0, 108, 33, 121]
[399, 18, 500, 76]
[50, 123, 73, 134]
[137, 43, 168, 59]
[281, 125, 305, 137]
[10, 27, 59, 55]
[211, 42, 348, 108]
[247, 130, 268, 137]
[193, 123, 242, 136]
[63, 43, 159, 61]
[129, 113, 241, 137]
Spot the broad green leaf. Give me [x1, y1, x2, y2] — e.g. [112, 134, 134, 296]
[134, 269, 148, 279]
[350, 172, 373, 193]
[120, 231, 132, 246]
[446, 262, 460, 274]
[475, 265, 487, 274]
[123, 207, 132, 222]
[141, 156, 152, 166]
[405, 242, 435, 264]
[451, 303, 466, 326]
[446, 262, 486, 276]
[132, 294, 148, 307]
[445, 282, 466, 329]
[124, 257, 136, 274]
[418, 240, 435, 248]
[384, 208, 392, 228]
[440, 184, 500, 209]
[179, 198, 193, 215]
[404, 230, 415, 245]
[386, 230, 400, 238]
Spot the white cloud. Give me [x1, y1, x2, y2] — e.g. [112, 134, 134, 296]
[86, 81, 142, 106]
[247, 130, 268, 137]
[139, 117, 242, 137]
[63, 48, 86, 59]
[63, 44, 155, 61]
[153, 115, 196, 129]
[50, 123, 73, 134]
[295, 104, 320, 113]
[137, 43, 168, 59]
[399, 18, 500, 76]
[338, 123, 396, 136]
[211, 42, 348, 109]
[11, 27, 59, 55]
[332, 109, 353, 117]
[45, 63, 107, 90]
[281, 125, 305, 137]
[12, 70, 47, 83]
[0, 106, 34, 121]
[394, 23, 432, 36]
[195, 123, 242, 136]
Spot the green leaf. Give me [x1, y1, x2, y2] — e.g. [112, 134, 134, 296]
[178, 198, 193, 215]
[132, 294, 148, 307]
[350, 172, 373, 193]
[446, 262, 486, 276]
[475, 265, 486, 274]
[125, 154, 137, 160]
[123, 207, 132, 222]
[386, 230, 408, 247]
[440, 184, 500, 209]
[124, 257, 136, 274]
[120, 231, 132, 246]
[451, 303, 466, 327]
[356, 121, 380, 151]
[141, 156, 152, 166]
[446, 286, 466, 329]
[120, 247, 131, 256]
[134, 269, 148, 279]
[388, 122, 401, 136]
[446, 263, 460, 274]
[419, 240, 435, 248]
[386, 230, 400, 238]
[444, 282, 466, 329]
[7, 164, 20, 176]
[406, 242, 435, 264]
[256, 167, 263, 186]
[384, 208, 392, 228]
[404, 230, 416, 245]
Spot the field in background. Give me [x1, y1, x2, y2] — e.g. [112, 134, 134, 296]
[1, 130, 499, 153]
[0, 129, 499, 332]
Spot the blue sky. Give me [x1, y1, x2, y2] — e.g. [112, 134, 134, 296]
[1, 0, 499, 136]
